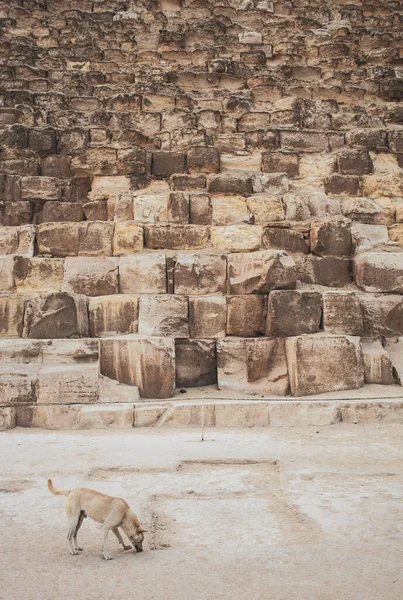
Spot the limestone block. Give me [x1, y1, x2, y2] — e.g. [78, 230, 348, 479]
[253, 173, 289, 195]
[13, 257, 64, 293]
[41, 201, 83, 223]
[189, 193, 212, 225]
[347, 130, 388, 152]
[384, 339, 403, 385]
[170, 174, 207, 191]
[119, 254, 166, 294]
[0, 256, 15, 293]
[269, 403, 340, 428]
[189, 296, 226, 338]
[99, 376, 140, 403]
[37, 363, 99, 404]
[325, 174, 361, 196]
[238, 112, 271, 132]
[78, 222, 114, 257]
[211, 225, 262, 252]
[280, 131, 328, 153]
[113, 222, 143, 255]
[155, 403, 216, 428]
[0, 295, 25, 338]
[342, 197, 394, 225]
[285, 334, 364, 396]
[355, 251, 403, 293]
[152, 152, 186, 177]
[37, 222, 114, 257]
[77, 404, 135, 429]
[246, 195, 284, 223]
[0, 406, 16, 430]
[267, 291, 322, 337]
[144, 225, 209, 250]
[220, 152, 262, 172]
[211, 195, 249, 225]
[226, 295, 266, 337]
[228, 250, 296, 294]
[262, 227, 309, 254]
[0, 376, 36, 404]
[238, 31, 263, 44]
[2, 202, 32, 227]
[21, 176, 59, 200]
[175, 339, 217, 387]
[215, 402, 270, 428]
[362, 340, 396, 385]
[294, 255, 351, 287]
[71, 147, 117, 176]
[362, 173, 403, 199]
[262, 152, 299, 177]
[187, 146, 220, 174]
[174, 253, 226, 295]
[337, 149, 373, 175]
[138, 295, 189, 337]
[388, 225, 403, 246]
[0, 225, 35, 256]
[89, 295, 138, 337]
[40, 339, 99, 365]
[100, 337, 175, 398]
[310, 218, 352, 256]
[167, 192, 189, 223]
[24, 292, 88, 339]
[359, 294, 403, 337]
[62, 257, 119, 296]
[41, 156, 72, 179]
[351, 223, 389, 253]
[323, 291, 363, 335]
[217, 337, 289, 396]
[208, 173, 253, 195]
[133, 181, 169, 224]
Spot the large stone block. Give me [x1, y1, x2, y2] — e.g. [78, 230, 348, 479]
[0, 376, 36, 405]
[267, 291, 322, 337]
[280, 131, 328, 153]
[294, 255, 351, 287]
[36, 363, 99, 404]
[359, 294, 403, 338]
[228, 250, 296, 294]
[113, 222, 143, 255]
[285, 334, 364, 396]
[175, 339, 217, 387]
[384, 339, 403, 386]
[174, 253, 226, 295]
[0, 225, 35, 256]
[189, 296, 226, 338]
[351, 223, 389, 253]
[323, 291, 363, 335]
[0, 295, 25, 338]
[211, 225, 263, 252]
[100, 337, 175, 398]
[21, 176, 59, 201]
[144, 225, 209, 250]
[37, 222, 114, 257]
[217, 337, 289, 396]
[362, 340, 396, 385]
[325, 174, 361, 196]
[310, 218, 352, 257]
[211, 195, 249, 225]
[13, 257, 64, 293]
[246, 195, 284, 223]
[262, 152, 299, 177]
[2, 201, 31, 226]
[0, 256, 15, 293]
[133, 181, 169, 224]
[119, 254, 166, 294]
[89, 295, 138, 337]
[342, 197, 394, 225]
[0, 406, 16, 430]
[262, 227, 309, 254]
[226, 295, 266, 337]
[355, 251, 403, 293]
[23, 292, 88, 339]
[138, 295, 189, 337]
[189, 193, 212, 225]
[337, 149, 373, 175]
[167, 192, 189, 223]
[152, 152, 186, 177]
[187, 146, 220, 174]
[208, 173, 253, 195]
[62, 257, 119, 296]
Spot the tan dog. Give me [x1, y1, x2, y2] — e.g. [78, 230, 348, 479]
[48, 479, 146, 560]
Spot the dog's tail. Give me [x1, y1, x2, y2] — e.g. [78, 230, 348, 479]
[47, 479, 70, 497]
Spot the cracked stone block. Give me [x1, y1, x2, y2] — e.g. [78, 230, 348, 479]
[175, 339, 217, 387]
[0, 225, 35, 256]
[0, 295, 25, 338]
[253, 173, 289, 195]
[189, 296, 226, 338]
[310, 218, 352, 256]
[267, 290, 322, 337]
[323, 291, 363, 335]
[362, 340, 396, 385]
[355, 251, 403, 293]
[37, 222, 114, 257]
[62, 257, 119, 296]
[13, 257, 64, 294]
[217, 337, 289, 396]
[285, 334, 364, 396]
[262, 227, 309, 254]
[294, 255, 351, 287]
[144, 225, 209, 250]
[24, 292, 89, 339]
[100, 337, 175, 398]
[89, 295, 138, 337]
[359, 294, 403, 337]
[138, 295, 188, 337]
[226, 295, 266, 337]
[113, 222, 143, 255]
[228, 250, 296, 294]
[119, 254, 166, 294]
[174, 253, 226, 295]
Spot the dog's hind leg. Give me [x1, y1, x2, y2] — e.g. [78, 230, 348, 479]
[73, 511, 85, 552]
[67, 514, 81, 555]
[112, 527, 131, 551]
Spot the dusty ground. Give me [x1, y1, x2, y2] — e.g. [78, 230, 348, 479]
[0, 425, 402, 600]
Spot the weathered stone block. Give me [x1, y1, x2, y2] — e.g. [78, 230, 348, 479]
[21, 176, 59, 201]
[89, 295, 138, 337]
[170, 174, 207, 191]
[37, 364, 99, 404]
[280, 131, 328, 153]
[2, 202, 31, 227]
[238, 112, 271, 132]
[347, 129, 388, 152]
[152, 152, 186, 177]
[262, 227, 309, 254]
[267, 291, 322, 337]
[384, 339, 403, 386]
[167, 192, 189, 223]
[113, 222, 143, 255]
[310, 218, 352, 256]
[0, 406, 16, 430]
[355, 251, 403, 293]
[0, 295, 24, 338]
[24, 292, 89, 339]
[139, 295, 189, 337]
[187, 146, 220, 174]
[211, 225, 263, 252]
[62, 257, 119, 296]
[294, 255, 351, 287]
[174, 253, 226, 295]
[211, 195, 249, 225]
[337, 149, 373, 175]
[175, 339, 217, 387]
[246, 195, 284, 223]
[325, 174, 361, 196]
[226, 295, 266, 337]
[342, 197, 394, 225]
[359, 294, 403, 338]
[228, 250, 296, 294]
[253, 173, 289, 195]
[144, 225, 209, 250]
[362, 340, 396, 385]
[13, 257, 64, 293]
[323, 291, 363, 335]
[189, 296, 226, 338]
[0, 225, 35, 257]
[41, 155, 72, 178]
[119, 254, 166, 294]
[189, 193, 212, 225]
[208, 173, 253, 195]
[262, 152, 299, 177]
[0, 377, 36, 405]
[100, 337, 175, 398]
[388, 225, 403, 246]
[217, 337, 289, 396]
[351, 223, 389, 253]
[41, 201, 83, 223]
[37, 222, 114, 257]
[285, 334, 364, 396]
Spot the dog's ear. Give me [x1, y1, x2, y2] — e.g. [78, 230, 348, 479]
[138, 527, 147, 533]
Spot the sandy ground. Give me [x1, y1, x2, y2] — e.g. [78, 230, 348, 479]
[0, 425, 403, 600]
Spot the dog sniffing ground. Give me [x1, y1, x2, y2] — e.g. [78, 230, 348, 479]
[1, 425, 403, 600]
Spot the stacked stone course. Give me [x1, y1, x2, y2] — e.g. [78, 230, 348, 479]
[1, 0, 403, 426]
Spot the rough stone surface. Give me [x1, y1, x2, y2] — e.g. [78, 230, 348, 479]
[175, 339, 217, 387]
[174, 253, 226, 295]
[88, 295, 138, 337]
[267, 291, 322, 337]
[138, 295, 189, 337]
[362, 341, 396, 385]
[226, 295, 266, 337]
[355, 251, 403, 293]
[189, 296, 226, 339]
[24, 292, 88, 339]
[62, 258, 119, 296]
[119, 254, 166, 294]
[228, 250, 297, 294]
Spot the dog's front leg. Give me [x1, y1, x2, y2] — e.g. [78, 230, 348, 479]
[113, 527, 131, 551]
[102, 526, 113, 560]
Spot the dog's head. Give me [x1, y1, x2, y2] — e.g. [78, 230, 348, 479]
[122, 511, 147, 552]
[129, 526, 146, 553]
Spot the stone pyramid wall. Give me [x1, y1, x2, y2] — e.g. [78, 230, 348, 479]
[1, 0, 403, 421]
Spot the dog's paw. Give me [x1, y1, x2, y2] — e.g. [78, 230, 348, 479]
[123, 545, 131, 551]
[103, 555, 113, 561]
[70, 550, 79, 556]
[76, 547, 84, 551]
